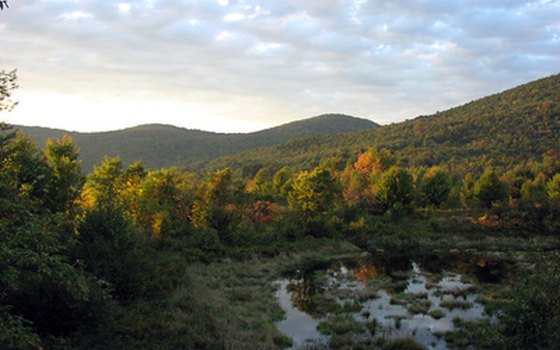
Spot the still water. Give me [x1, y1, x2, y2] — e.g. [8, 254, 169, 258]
[275, 256, 504, 349]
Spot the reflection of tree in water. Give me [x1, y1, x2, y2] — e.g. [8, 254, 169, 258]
[287, 273, 320, 314]
[355, 259, 382, 287]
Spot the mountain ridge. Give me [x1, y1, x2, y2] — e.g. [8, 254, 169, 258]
[207, 73, 560, 172]
[16, 113, 378, 171]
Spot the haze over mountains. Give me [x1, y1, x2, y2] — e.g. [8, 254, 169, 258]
[15, 73, 560, 174]
[210, 73, 560, 172]
[17, 114, 377, 171]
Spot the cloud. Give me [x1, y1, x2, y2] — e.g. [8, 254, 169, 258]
[2, 0, 560, 131]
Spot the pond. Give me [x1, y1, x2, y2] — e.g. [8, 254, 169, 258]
[275, 254, 509, 349]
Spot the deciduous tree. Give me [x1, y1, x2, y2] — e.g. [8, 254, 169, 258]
[375, 167, 414, 213]
[474, 169, 508, 208]
[420, 167, 451, 208]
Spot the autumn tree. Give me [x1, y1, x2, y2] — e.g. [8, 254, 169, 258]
[474, 169, 509, 208]
[341, 164, 378, 212]
[81, 156, 124, 209]
[137, 168, 193, 239]
[353, 148, 394, 178]
[191, 168, 234, 231]
[118, 160, 147, 221]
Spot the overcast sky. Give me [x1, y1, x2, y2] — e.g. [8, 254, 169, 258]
[1, 0, 559, 133]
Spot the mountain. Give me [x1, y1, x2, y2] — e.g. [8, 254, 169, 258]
[16, 113, 377, 171]
[209, 74, 560, 172]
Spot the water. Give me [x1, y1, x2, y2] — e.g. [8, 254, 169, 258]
[275, 257, 498, 349]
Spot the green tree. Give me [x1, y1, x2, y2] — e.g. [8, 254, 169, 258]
[460, 173, 476, 208]
[44, 135, 84, 213]
[288, 168, 340, 218]
[474, 169, 509, 208]
[250, 167, 272, 196]
[0, 132, 91, 348]
[420, 167, 451, 208]
[76, 206, 145, 300]
[547, 173, 560, 211]
[137, 168, 193, 238]
[191, 168, 233, 230]
[520, 172, 547, 203]
[272, 166, 292, 198]
[82, 156, 123, 209]
[376, 167, 414, 213]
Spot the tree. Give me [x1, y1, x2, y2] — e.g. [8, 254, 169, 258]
[520, 173, 547, 204]
[376, 167, 414, 213]
[81, 156, 123, 209]
[353, 148, 394, 178]
[272, 166, 292, 198]
[547, 173, 560, 211]
[0, 1, 8, 11]
[191, 168, 233, 230]
[137, 168, 193, 239]
[341, 164, 378, 212]
[76, 206, 145, 300]
[500, 255, 560, 349]
[460, 173, 476, 208]
[474, 169, 508, 208]
[420, 167, 451, 208]
[44, 135, 84, 213]
[249, 167, 272, 196]
[288, 167, 340, 218]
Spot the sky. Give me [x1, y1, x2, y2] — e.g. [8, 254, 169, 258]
[1, 0, 559, 133]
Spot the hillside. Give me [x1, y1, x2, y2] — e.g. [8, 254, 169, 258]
[209, 73, 560, 173]
[16, 114, 377, 171]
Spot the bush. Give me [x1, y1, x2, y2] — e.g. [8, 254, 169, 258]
[500, 254, 560, 349]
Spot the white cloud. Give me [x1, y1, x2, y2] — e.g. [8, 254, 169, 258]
[215, 30, 233, 41]
[2, 0, 560, 132]
[57, 11, 94, 21]
[117, 3, 131, 14]
[224, 12, 245, 22]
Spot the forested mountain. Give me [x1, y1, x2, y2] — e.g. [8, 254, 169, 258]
[209, 74, 560, 173]
[17, 114, 377, 171]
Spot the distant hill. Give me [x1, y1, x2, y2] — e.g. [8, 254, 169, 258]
[208, 74, 560, 173]
[16, 114, 377, 171]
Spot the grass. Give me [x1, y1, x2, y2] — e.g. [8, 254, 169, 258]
[110, 214, 558, 349]
[170, 239, 362, 349]
[317, 314, 366, 336]
[390, 292, 431, 315]
[437, 319, 504, 349]
[428, 309, 446, 320]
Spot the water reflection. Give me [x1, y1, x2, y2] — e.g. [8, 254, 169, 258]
[275, 255, 506, 349]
